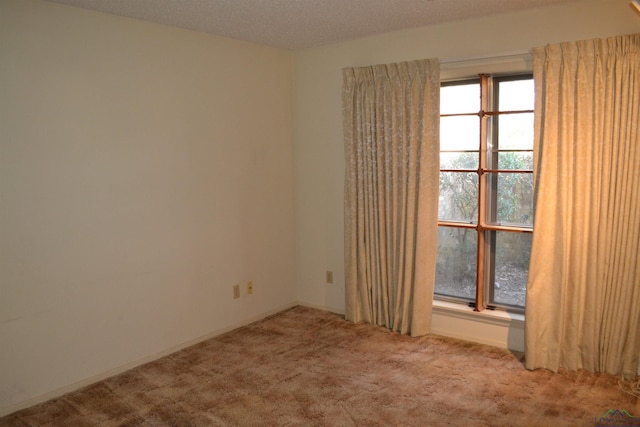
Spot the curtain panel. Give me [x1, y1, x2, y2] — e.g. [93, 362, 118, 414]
[525, 34, 640, 375]
[342, 59, 440, 337]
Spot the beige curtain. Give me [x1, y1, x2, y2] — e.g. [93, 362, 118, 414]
[525, 34, 640, 375]
[342, 59, 440, 336]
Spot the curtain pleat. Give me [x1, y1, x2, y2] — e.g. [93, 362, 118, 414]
[525, 34, 640, 375]
[343, 59, 440, 336]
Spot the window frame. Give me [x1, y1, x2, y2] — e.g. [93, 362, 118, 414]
[436, 72, 534, 313]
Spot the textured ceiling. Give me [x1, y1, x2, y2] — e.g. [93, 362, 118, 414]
[47, 0, 583, 50]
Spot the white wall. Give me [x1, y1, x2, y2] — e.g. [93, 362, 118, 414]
[293, 0, 639, 342]
[0, 0, 296, 414]
[1, 0, 638, 416]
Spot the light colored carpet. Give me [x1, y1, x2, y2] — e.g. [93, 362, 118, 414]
[2, 306, 639, 426]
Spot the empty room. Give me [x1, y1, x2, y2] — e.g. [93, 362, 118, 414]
[1, 0, 639, 425]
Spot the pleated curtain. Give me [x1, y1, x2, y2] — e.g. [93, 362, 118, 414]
[342, 59, 440, 336]
[525, 34, 640, 375]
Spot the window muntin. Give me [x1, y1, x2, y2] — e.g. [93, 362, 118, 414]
[435, 74, 534, 312]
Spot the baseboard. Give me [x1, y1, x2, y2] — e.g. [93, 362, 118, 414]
[0, 301, 298, 418]
[298, 301, 524, 351]
[297, 301, 345, 316]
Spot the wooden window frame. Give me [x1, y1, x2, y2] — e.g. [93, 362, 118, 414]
[437, 73, 534, 312]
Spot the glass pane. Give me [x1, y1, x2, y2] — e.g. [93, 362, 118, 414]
[496, 151, 533, 171]
[441, 116, 479, 151]
[439, 172, 478, 222]
[498, 79, 534, 111]
[440, 151, 478, 170]
[435, 227, 477, 300]
[490, 231, 532, 307]
[496, 113, 533, 150]
[441, 83, 479, 115]
[488, 172, 534, 226]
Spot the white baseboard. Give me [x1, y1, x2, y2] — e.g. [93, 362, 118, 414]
[0, 301, 298, 418]
[297, 301, 345, 316]
[296, 300, 524, 350]
[297, 300, 524, 352]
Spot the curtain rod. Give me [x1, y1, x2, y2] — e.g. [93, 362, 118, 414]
[440, 49, 532, 65]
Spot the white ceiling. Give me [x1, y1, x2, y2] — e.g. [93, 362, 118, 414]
[47, 0, 584, 50]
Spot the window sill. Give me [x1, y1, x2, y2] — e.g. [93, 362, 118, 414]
[432, 299, 524, 328]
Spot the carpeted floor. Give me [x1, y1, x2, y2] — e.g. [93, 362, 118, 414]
[2, 306, 639, 426]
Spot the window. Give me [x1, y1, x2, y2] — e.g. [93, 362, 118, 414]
[435, 74, 534, 312]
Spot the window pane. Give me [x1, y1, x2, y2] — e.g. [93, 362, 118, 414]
[489, 172, 534, 226]
[441, 116, 479, 151]
[498, 79, 534, 111]
[490, 231, 532, 307]
[496, 113, 533, 150]
[441, 83, 479, 114]
[496, 152, 533, 171]
[439, 172, 478, 222]
[440, 151, 478, 170]
[435, 227, 477, 300]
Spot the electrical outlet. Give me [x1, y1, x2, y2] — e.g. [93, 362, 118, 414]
[233, 284, 240, 299]
[246, 281, 253, 295]
[326, 271, 333, 284]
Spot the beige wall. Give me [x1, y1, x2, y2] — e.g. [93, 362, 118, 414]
[2, 0, 638, 416]
[0, 0, 295, 413]
[293, 0, 639, 333]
